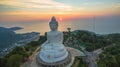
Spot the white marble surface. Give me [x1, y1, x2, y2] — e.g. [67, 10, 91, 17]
[38, 17, 68, 63]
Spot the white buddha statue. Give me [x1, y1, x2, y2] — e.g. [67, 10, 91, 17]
[39, 16, 68, 63]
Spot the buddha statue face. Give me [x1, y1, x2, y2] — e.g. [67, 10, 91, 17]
[49, 16, 58, 31]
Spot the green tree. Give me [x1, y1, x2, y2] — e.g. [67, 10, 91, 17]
[0, 58, 7, 67]
[7, 54, 23, 67]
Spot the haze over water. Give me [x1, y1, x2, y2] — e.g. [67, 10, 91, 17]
[0, 16, 120, 35]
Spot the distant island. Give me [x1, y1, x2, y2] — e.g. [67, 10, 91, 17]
[9, 27, 23, 31]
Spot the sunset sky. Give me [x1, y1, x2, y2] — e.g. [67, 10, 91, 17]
[0, 0, 120, 22]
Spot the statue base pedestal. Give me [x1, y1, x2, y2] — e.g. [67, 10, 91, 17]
[21, 47, 85, 67]
[36, 51, 72, 67]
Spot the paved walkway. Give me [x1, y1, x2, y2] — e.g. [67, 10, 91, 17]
[21, 47, 84, 67]
[66, 47, 85, 57]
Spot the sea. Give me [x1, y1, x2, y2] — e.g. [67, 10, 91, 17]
[0, 16, 120, 35]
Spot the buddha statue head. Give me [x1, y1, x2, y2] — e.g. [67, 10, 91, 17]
[49, 16, 58, 31]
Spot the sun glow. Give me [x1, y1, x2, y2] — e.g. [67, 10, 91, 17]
[59, 17, 63, 21]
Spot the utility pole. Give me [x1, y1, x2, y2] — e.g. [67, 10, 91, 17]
[93, 16, 96, 50]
